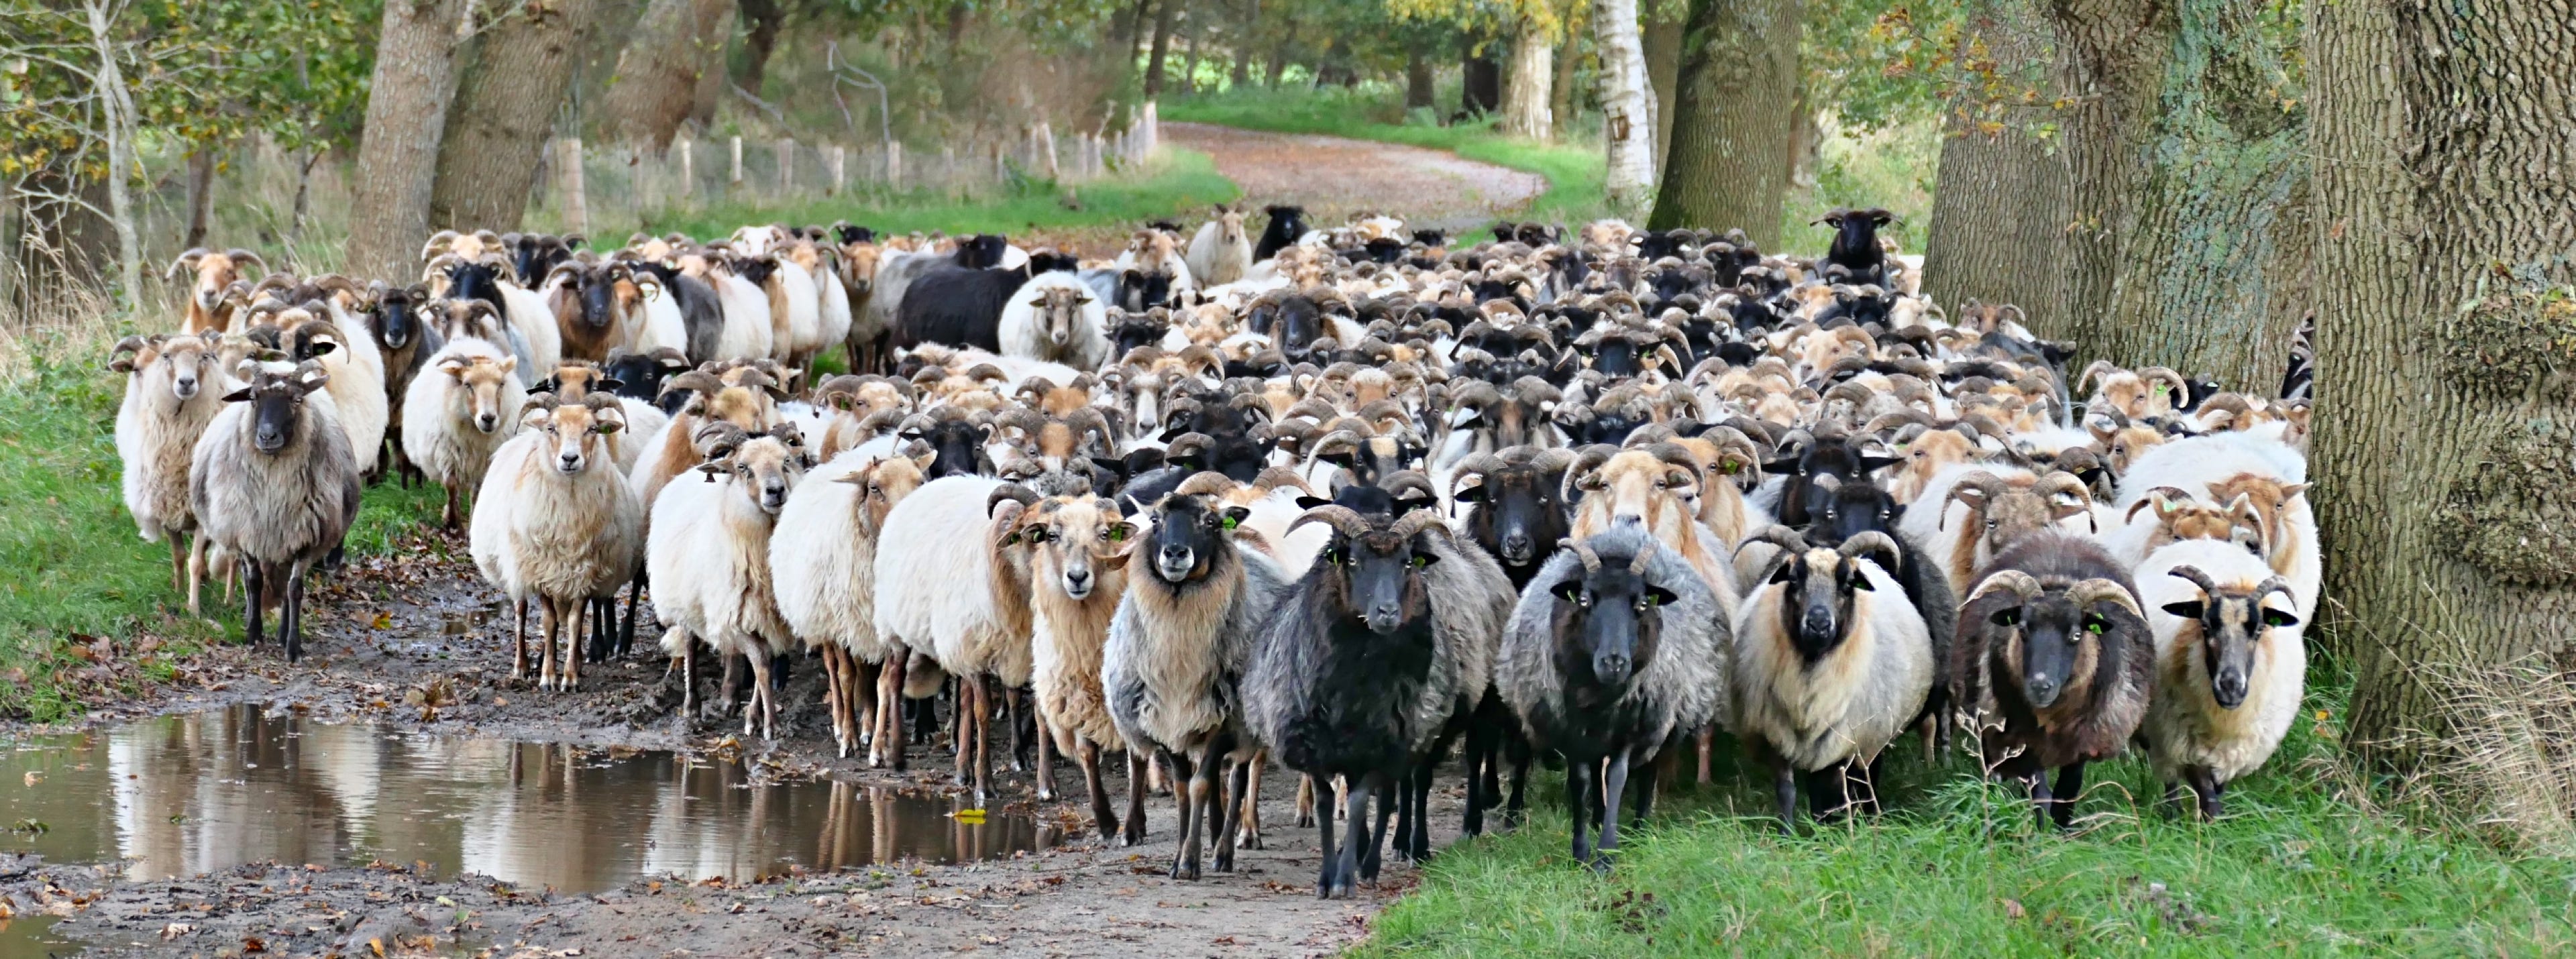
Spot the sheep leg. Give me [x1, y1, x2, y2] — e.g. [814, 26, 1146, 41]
[561, 600, 583, 691]
[1314, 773, 1342, 899]
[616, 573, 645, 659]
[1167, 750, 1201, 880]
[2051, 761, 2086, 829]
[184, 534, 208, 620]
[1121, 750, 1148, 847]
[1006, 686, 1032, 773]
[510, 597, 530, 683]
[1595, 751, 1631, 872]
[1078, 741, 1118, 840]
[1503, 733, 1532, 830]
[167, 534, 186, 593]
[851, 657, 877, 752]
[1360, 771, 1394, 883]
[718, 654, 743, 716]
[743, 648, 775, 739]
[1237, 757, 1265, 850]
[1034, 718, 1060, 801]
[871, 651, 907, 769]
[281, 561, 307, 663]
[1627, 750, 1658, 828]
[242, 560, 265, 648]
[675, 630, 697, 718]
[2027, 772, 2055, 831]
[1695, 724, 1715, 785]
[819, 644, 845, 756]
[536, 601, 558, 692]
[1461, 720, 1491, 838]
[441, 484, 460, 529]
[971, 679, 994, 804]
[1295, 774, 1316, 828]
[1772, 764, 1799, 835]
[1211, 744, 1246, 872]
[2184, 765, 2223, 820]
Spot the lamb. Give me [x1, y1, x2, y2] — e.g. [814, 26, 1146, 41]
[475, 394, 645, 691]
[770, 445, 934, 760]
[1102, 472, 1292, 876]
[1730, 528, 1933, 830]
[189, 359, 362, 662]
[2135, 541, 2306, 819]
[1244, 502, 1514, 895]
[401, 337, 527, 527]
[1186, 206, 1252, 286]
[870, 473, 1044, 799]
[1019, 490, 1144, 840]
[1953, 532, 2155, 829]
[647, 421, 809, 735]
[111, 333, 225, 615]
[1497, 526, 1722, 870]
[996, 272, 1110, 370]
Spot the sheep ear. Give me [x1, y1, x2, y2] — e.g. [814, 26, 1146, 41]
[1452, 483, 1489, 504]
[910, 449, 938, 473]
[109, 357, 137, 373]
[498, 355, 519, 374]
[1222, 506, 1252, 528]
[2161, 601, 2204, 620]
[1099, 547, 1135, 569]
[1295, 495, 1332, 510]
[2277, 482, 2310, 504]
[594, 419, 623, 435]
[2261, 608, 2300, 628]
[221, 386, 254, 402]
[1550, 580, 1583, 603]
[1761, 457, 1798, 475]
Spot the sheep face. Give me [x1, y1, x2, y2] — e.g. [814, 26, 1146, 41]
[2158, 567, 2299, 710]
[439, 354, 519, 435]
[897, 416, 989, 480]
[1945, 470, 2094, 557]
[2206, 473, 2310, 561]
[1967, 573, 2144, 711]
[1888, 428, 1974, 504]
[1808, 475, 1899, 547]
[167, 248, 264, 315]
[436, 300, 508, 345]
[1455, 456, 1572, 571]
[1766, 547, 1881, 662]
[1137, 494, 1250, 585]
[1569, 447, 1699, 543]
[373, 284, 429, 349]
[114, 333, 217, 402]
[1034, 286, 1096, 348]
[224, 361, 330, 454]
[1550, 546, 1677, 688]
[1021, 496, 1131, 602]
[2129, 490, 2267, 559]
[529, 398, 624, 476]
[702, 435, 804, 512]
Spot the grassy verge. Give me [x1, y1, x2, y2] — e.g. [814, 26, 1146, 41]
[1360, 674, 2576, 955]
[1165, 87, 1609, 224]
[633, 148, 1240, 245]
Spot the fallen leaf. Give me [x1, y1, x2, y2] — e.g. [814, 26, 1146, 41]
[370, 611, 393, 629]
[2002, 899, 2027, 919]
[369, 936, 385, 956]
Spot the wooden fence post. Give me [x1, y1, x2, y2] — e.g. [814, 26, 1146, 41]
[831, 146, 847, 194]
[888, 142, 903, 188]
[730, 136, 744, 184]
[777, 138, 795, 194]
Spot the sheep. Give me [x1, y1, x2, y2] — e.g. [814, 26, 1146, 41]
[2112, 433, 2318, 618]
[870, 473, 1044, 799]
[1445, 445, 1577, 828]
[1562, 439, 1740, 781]
[189, 359, 362, 662]
[364, 282, 443, 480]
[111, 333, 224, 615]
[708, 260, 777, 361]
[475, 394, 645, 691]
[2102, 487, 2268, 569]
[530, 359, 668, 477]
[1245, 502, 1514, 894]
[629, 365, 785, 508]
[1498, 526, 1723, 869]
[1730, 527, 1933, 829]
[268, 304, 390, 477]
[1805, 473, 1963, 750]
[894, 253, 1083, 353]
[2136, 541, 2306, 819]
[1953, 532, 2154, 829]
[165, 247, 266, 333]
[771, 445, 934, 759]
[749, 250, 824, 372]
[1899, 465, 2096, 602]
[401, 337, 527, 527]
[1186, 206, 1252, 286]
[629, 262, 727, 362]
[1102, 471, 1292, 875]
[647, 421, 809, 735]
[1019, 490, 1144, 840]
[1252, 205, 1311, 262]
[540, 260, 650, 363]
[996, 272, 1110, 370]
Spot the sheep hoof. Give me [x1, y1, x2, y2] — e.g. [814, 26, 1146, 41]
[1171, 861, 1200, 881]
[1236, 830, 1263, 850]
[1119, 826, 1144, 848]
[1329, 876, 1355, 899]
[1213, 852, 1235, 872]
[1295, 813, 1316, 828]
[1586, 854, 1615, 875]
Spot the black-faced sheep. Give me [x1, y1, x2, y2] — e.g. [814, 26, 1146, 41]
[2136, 541, 2306, 819]
[190, 359, 362, 662]
[1953, 532, 2153, 829]
[1731, 528, 1933, 829]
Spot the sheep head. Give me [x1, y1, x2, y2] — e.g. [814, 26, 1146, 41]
[437, 352, 520, 435]
[2159, 566, 2298, 710]
[1016, 494, 1133, 602]
[1567, 443, 1703, 551]
[1964, 569, 2144, 712]
[696, 427, 806, 513]
[1751, 527, 1901, 663]
[166, 247, 266, 319]
[833, 446, 935, 537]
[223, 357, 329, 453]
[1128, 474, 1254, 585]
[2206, 472, 2310, 564]
[1550, 534, 1676, 689]
[1291, 506, 1450, 636]
[2125, 488, 2268, 559]
[528, 394, 625, 477]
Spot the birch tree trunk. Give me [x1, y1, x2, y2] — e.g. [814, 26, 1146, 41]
[1593, 0, 1656, 217]
[2308, 0, 2576, 758]
[1648, 0, 1797, 239]
[1501, 24, 1555, 139]
[84, 0, 142, 312]
[431, 0, 608, 233]
[346, 0, 472, 283]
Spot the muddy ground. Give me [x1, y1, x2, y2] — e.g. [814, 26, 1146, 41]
[0, 519, 1481, 958]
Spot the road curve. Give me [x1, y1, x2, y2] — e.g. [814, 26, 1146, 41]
[1164, 121, 1548, 234]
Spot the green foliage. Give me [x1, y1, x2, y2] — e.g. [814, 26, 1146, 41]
[1361, 678, 2576, 956]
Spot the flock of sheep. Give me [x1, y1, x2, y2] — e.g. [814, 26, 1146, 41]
[109, 202, 2318, 893]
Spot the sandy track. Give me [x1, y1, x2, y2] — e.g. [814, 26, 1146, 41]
[1165, 122, 1546, 233]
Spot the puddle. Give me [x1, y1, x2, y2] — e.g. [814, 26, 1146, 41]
[1, 706, 1059, 894]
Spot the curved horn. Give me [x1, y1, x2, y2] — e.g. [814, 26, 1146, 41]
[1966, 569, 2043, 604]
[1389, 507, 1453, 541]
[1560, 537, 1602, 573]
[2065, 578, 2145, 619]
[1250, 465, 1317, 496]
[1733, 524, 1812, 560]
[2124, 486, 2196, 524]
[1937, 470, 2011, 530]
[1837, 531, 1902, 575]
[1558, 445, 1618, 502]
[2164, 564, 2222, 598]
[1288, 504, 1373, 541]
[986, 484, 1040, 518]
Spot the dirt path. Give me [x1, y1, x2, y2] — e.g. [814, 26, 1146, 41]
[1, 527, 1475, 957]
[1165, 123, 1547, 233]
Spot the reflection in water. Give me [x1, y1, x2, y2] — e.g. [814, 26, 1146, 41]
[1, 706, 1057, 892]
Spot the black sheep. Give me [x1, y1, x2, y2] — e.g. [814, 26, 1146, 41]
[1254, 205, 1309, 261]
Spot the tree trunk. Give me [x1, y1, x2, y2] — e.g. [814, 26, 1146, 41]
[2041, 0, 2178, 349]
[1551, 13, 1584, 141]
[1266, 11, 1295, 87]
[1181, 7, 1205, 95]
[1594, 0, 1655, 215]
[601, 0, 735, 150]
[1144, 0, 1180, 97]
[1643, 0, 1682, 171]
[2310, 0, 2576, 757]
[1786, 74, 1819, 190]
[346, 0, 472, 284]
[1648, 0, 1797, 239]
[2091, 0, 2310, 391]
[1501, 25, 1555, 139]
[1460, 41, 1502, 117]
[182, 149, 215, 249]
[1405, 46, 1436, 110]
[733, 0, 784, 94]
[1923, 0, 2072, 333]
[1230, 0, 1258, 89]
[431, 0, 607, 233]
[85, 0, 142, 312]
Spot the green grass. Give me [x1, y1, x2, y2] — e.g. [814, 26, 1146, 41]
[1360, 675, 2576, 956]
[638, 148, 1240, 244]
[1165, 87, 1609, 224]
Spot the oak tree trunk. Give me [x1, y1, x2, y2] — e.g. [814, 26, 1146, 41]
[1923, 0, 2071, 328]
[1642, 0, 1681, 170]
[182, 149, 215, 249]
[1460, 41, 1501, 116]
[431, 0, 607, 233]
[346, 0, 472, 284]
[601, 0, 735, 150]
[733, 0, 784, 93]
[1648, 0, 1798, 241]
[1144, 0, 1180, 97]
[1550, 16, 1583, 141]
[1405, 46, 1436, 110]
[2309, 0, 2576, 756]
[1594, 0, 1656, 215]
[1502, 25, 1555, 139]
[2041, 0, 2178, 348]
[1231, 0, 1258, 89]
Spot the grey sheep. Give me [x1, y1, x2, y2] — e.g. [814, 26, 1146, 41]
[189, 358, 362, 662]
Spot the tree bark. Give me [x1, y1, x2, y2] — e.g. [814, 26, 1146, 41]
[601, 0, 734, 150]
[1648, 0, 1798, 239]
[1266, 11, 1295, 87]
[1923, 0, 2071, 333]
[2041, 0, 2178, 348]
[1181, 6, 1206, 95]
[1460, 40, 1501, 116]
[1405, 45, 1436, 111]
[182, 150, 215, 249]
[1230, 0, 1258, 89]
[1595, 0, 1656, 215]
[1501, 24, 1555, 139]
[2310, 0, 2576, 756]
[1643, 0, 1682, 170]
[431, 0, 607, 233]
[1551, 15, 1584, 140]
[1144, 0, 1180, 97]
[733, 0, 784, 94]
[346, 0, 472, 284]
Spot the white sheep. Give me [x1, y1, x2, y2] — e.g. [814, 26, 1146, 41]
[112, 333, 225, 616]
[189, 359, 362, 662]
[647, 422, 808, 736]
[2135, 539, 2306, 819]
[996, 272, 1110, 370]
[771, 445, 934, 759]
[401, 337, 527, 527]
[2111, 432, 2317, 617]
[1730, 529, 1933, 830]
[871, 473, 1040, 799]
[709, 264, 777, 361]
[1185, 207, 1252, 287]
[474, 394, 645, 691]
